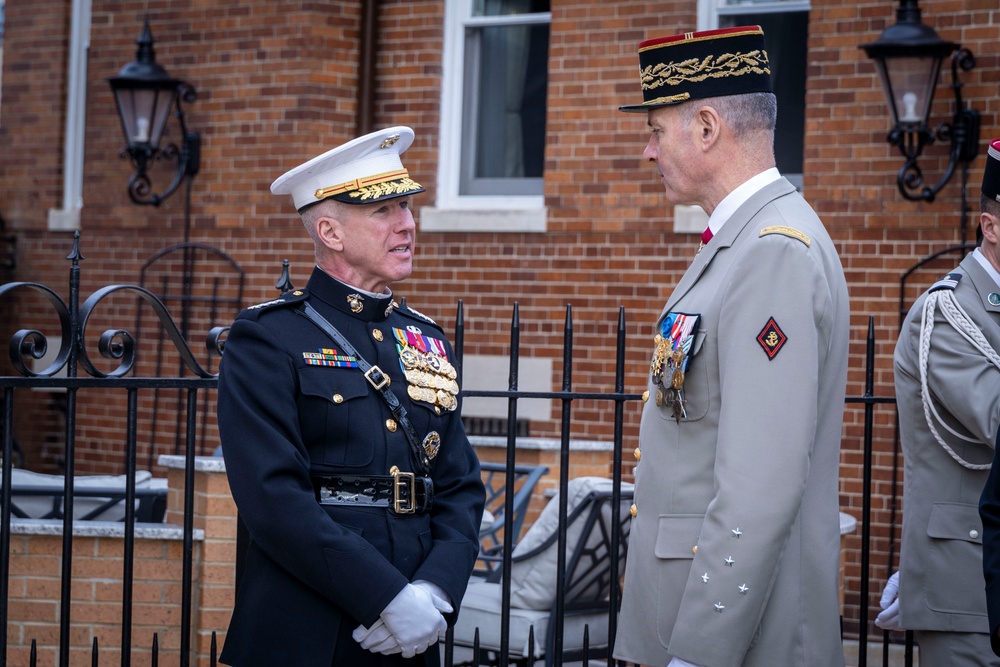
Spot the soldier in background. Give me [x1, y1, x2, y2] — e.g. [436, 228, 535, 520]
[881, 138, 1000, 666]
[888, 137, 1000, 665]
[216, 126, 485, 666]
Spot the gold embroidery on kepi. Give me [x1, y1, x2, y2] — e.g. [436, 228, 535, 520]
[759, 225, 811, 247]
[756, 317, 787, 360]
[619, 26, 773, 113]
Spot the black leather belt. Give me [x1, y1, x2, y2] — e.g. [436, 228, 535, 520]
[312, 469, 433, 515]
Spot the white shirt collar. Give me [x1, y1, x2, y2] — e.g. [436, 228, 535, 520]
[972, 248, 1000, 290]
[705, 168, 782, 236]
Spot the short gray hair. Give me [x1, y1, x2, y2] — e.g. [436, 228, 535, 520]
[683, 92, 777, 137]
[982, 193, 1000, 219]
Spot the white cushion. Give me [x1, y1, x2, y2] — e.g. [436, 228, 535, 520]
[508, 477, 633, 610]
[454, 580, 613, 659]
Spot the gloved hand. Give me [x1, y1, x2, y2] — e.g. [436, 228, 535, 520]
[379, 583, 448, 658]
[352, 618, 401, 655]
[875, 571, 901, 631]
[412, 579, 453, 613]
[668, 657, 703, 667]
[412, 579, 453, 640]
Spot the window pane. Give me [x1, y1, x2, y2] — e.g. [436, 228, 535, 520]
[461, 21, 548, 195]
[473, 0, 550, 18]
[719, 11, 808, 179]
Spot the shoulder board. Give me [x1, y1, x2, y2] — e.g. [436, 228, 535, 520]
[759, 225, 811, 247]
[398, 302, 439, 327]
[929, 272, 962, 292]
[245, 289, 309, 311]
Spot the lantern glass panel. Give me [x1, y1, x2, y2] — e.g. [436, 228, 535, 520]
[878, 54, 943, 126]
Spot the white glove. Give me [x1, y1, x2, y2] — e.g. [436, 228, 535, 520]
[412, 579, 453, 640]
[352, 619, 401, 655]
[352, 581, 453, 654]
[379, 583, 448, 658]
[668, 658, 703, 667]
[412, 579, 453, 613]
[875, 571, 901, 630]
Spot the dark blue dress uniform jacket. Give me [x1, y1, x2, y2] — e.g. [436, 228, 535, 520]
[217, 267, 485, 666]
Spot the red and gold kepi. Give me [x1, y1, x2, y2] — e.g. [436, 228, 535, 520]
[619, 26, 772, 113]
[271, 125, 425, 212]
[983, 138, 1000, 203]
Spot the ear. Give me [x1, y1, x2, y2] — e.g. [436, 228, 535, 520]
[315, 214, 345, 253]
[981, 211, 1000, 245]
[693, 105, 722, 151]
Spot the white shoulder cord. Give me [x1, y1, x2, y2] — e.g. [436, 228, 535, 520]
[917, 289, 1000, 470]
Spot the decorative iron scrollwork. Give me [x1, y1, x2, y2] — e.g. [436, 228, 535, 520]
[1, 233, 222, 380]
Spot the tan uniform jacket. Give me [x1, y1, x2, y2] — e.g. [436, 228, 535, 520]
[614, 178, 850, 667]
[895, 252, 1000, 633]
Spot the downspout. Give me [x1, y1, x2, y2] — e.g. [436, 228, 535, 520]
[47, 0, 91, 231]
[355, 0, 378, 136]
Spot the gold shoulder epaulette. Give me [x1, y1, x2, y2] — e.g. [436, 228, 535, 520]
[759, 225, 810, 247]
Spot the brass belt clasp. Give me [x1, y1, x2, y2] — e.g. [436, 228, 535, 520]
[389, 465, 416, 515]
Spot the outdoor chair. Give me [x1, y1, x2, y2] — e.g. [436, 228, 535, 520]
[4, 469, 168, 522]
[477, 461, 549, 579]
[453, 476, 634, 667]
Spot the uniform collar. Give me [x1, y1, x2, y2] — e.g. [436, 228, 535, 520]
[973, 247, 1000, 291]
[706, 167, 781, 237]
[305, 266, 396, 322]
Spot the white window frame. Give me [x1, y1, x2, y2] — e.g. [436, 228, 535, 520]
[423, 0, 550, 233]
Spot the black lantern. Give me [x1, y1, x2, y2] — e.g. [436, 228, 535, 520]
[860, 0, 980, 204]
[108, 18, 200, 208]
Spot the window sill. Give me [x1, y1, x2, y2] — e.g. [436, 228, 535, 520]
[419, 206, 547, 233]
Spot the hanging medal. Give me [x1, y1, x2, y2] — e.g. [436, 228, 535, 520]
[394, 328, 459, 412]
[649, 312, 701, 423]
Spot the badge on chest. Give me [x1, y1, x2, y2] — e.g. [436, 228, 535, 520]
[393, 328, 460, 413]
[650, 312, 701, 423]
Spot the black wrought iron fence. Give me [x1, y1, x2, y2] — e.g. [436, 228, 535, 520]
[0, 234, 909, 667]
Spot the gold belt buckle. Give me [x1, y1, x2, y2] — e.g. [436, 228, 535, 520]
[364, 365, 390, 390]
[389, 466, 416, 514]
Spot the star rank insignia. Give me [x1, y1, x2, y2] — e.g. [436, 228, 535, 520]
[756, 317, 787, 360]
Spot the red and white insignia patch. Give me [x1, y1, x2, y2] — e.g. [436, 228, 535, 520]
[756, 317, 787, 360]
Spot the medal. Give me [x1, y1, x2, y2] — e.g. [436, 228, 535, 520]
[422, 431, 441, 459]
[671, 368, 685, 390]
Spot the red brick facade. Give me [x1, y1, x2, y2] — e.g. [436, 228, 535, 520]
[2, 0, 998, 640]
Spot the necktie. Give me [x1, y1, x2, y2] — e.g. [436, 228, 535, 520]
[697, 226, 713, 254]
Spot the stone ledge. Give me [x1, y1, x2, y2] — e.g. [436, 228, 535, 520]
[10, 518, 204, 541]
[469, 436, 615, 452]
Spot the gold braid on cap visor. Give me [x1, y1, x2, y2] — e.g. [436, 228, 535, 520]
[314, 169, 422, 201]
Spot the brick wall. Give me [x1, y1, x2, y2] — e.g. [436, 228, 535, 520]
[3, 0, 999, 640]
[4, 459, 235, 666]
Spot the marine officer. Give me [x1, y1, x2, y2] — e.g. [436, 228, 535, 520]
[216, 126, 485, 666]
